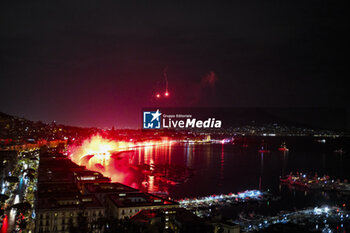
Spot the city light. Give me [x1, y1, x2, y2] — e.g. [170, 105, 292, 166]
[0, 1, 347, 232]
[70, 135, 172, 163]
[179, 190, 263, 207]
[1, 215, 8, 233]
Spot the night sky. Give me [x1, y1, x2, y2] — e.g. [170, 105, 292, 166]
[0, 1, 348, 128]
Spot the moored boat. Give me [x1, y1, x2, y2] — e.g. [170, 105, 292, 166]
[278, 142, 289, 151]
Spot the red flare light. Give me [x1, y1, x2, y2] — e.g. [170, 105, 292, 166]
[68, 135, 172, 184]
[164, 92, 169, 97]
[156, 93, 161, 98]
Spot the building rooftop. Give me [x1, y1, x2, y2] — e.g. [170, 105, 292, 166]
[37, 193, 104, 210]
[37, 192, 80, 210]
[38, 170, 74, 183]
[73, 170, 111, 183]
[131, 208, 207, 226]
[37, 182, 80, 198]
[108, 192, 178, 208]
[131, 209, 160, 223]
[39, 157, 84, 171]
[80, 194, 104, 209]
[85, 182, 139, 194]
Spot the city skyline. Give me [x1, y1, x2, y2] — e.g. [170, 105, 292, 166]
[1, 2, 350, 232]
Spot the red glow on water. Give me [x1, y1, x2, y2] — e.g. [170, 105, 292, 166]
[70, 135, 171, 162]
[68, 135, 173, 192]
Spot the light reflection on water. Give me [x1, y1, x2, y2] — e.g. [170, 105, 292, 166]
[80, 137, 350, 210]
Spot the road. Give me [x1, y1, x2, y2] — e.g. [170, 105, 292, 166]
[1, 175, 27, 233]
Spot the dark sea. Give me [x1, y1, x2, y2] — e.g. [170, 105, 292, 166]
[108, 136, 350, 217]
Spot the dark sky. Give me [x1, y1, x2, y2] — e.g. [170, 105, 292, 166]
[0, 1, 348, 128]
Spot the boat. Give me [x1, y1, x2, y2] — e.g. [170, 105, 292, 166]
[279, 172, 350, 192]
[278, 142, 289, 152]
[293, 180, 309, 188]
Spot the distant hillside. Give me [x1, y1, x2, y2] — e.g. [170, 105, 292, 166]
[0, 111, 95, 140]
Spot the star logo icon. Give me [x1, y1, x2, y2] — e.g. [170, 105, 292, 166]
[143, 109, 162, 129]
[150, 109, 161, 122]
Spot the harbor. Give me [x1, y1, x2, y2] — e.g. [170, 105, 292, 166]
[179, 189, 350, 232]
[236, 206, 350, 232]
[280, 172, 350, 194]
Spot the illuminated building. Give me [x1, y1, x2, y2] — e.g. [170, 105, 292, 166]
[131, 208, 214, 233]
[212, 222, 240, 233]
[35, 182, 105, 233]
[83, 182, 139, 202]
[35, 194, 105, 233]
[106, 192, 178, 219]
[35, 150, 179, 232]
